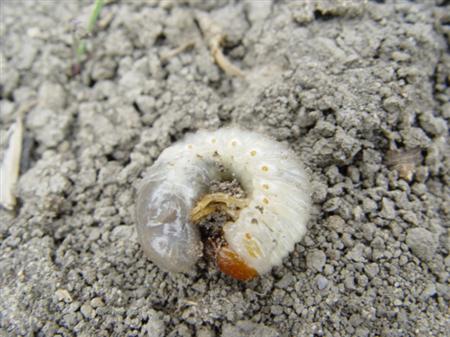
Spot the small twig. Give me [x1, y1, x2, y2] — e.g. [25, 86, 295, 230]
[195, 12, 246, 79]
[160, 41, 196, 62]
[210, 35, 245, 78]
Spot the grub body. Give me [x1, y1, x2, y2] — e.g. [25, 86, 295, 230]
[135, 127, 311, 277]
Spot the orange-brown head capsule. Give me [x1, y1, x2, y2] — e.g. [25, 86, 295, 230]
[216, 245, 258, 281]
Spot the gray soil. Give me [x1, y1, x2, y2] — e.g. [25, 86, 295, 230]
[1, 1, 449, 336]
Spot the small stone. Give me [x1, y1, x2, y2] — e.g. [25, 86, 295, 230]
[312, 180, 328, 203]
[371, 237, 385, 250]
[380, 197, 396, 219]
[420, 283, 436, 301]
[402, 211, 418, 225]
[346, 243, 366, 262]
[323, 264, 334, 276]
[88, 228, 101, 241]
[316, 276, 329, 290]
[91, 57, 117, 80]
[364, 263, 380, 278]
[362, 198, 377, 213]
[143, 312, 165, 337]
[419, 113, 447, 136]
[393, 299, 403, 306]
[271, 305, 284, 315]
[355, 327, 370, 337]
[111, 225, 134, 241]
[80, 303, 95, 319]
[306, 249, 327, 272]
[63, 313, 79, 327]
[401, 127, 431, 148]
[55, 289, 72, 303]
[67, 302, 80, 313]
[323, 197, 340, 212]
[342, 233, 354, 248]
[399, 255, 408, 266]
[414, 166, 429, 183]
[362, 223, 376, 241]
[276, 273, 295, 289]
[315, 120, 336, 137]
[90, 297, 105, 308]
[412, 183, 427, 196]
[327, 215, 345, 233]
[391, 51, 410, 62]
[406, 228, 438, 261]
[383, 96, 403, 114]
[344, 275, 356, 290]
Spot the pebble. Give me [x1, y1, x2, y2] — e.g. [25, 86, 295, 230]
[271, 305, 284, 315]
[111, 225, 134, 241]
[323, 264, 334, 276]
[362, 223, 376, 241]
[419, 113, 447, 136]
[344, 275, 355, 290]
[306, 249, 327, 272]
[327, 215, 345, 233]
[420, 283, 436, 301]
[323, 197, 340, 212]
[364, 263, 380, 278]
[406, 228, 437, 261]
[80, 303, 96, 319]
[55, 289, 72, 303]
[276, 273, 295, 289]
[90, 297, 105, 308]
[380, 197, 396, 219]
[312, 180, 328, 203]
[346, 243, 366, 262]
[88, 228, 101, 242]
[316, 276, 329, 290]
[63, 313, 79, 327]
[362, 197, 377, 213]
[383, 96, 403, 114]
[144, 312, 165, 337]
[371, 237, 385, 250]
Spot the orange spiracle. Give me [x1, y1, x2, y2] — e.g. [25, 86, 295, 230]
[216, 245, 258, 281]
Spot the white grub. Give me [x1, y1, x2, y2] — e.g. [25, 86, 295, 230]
[135, 127, 311, 276]
[0, 102, 34, 210]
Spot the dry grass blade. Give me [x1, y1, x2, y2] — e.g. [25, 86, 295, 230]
[0, 101, 36, 210]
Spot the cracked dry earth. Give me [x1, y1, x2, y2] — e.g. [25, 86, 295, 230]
[0, 1, 449, 337]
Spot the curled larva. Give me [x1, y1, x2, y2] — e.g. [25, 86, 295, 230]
[135, 127, 311, 280]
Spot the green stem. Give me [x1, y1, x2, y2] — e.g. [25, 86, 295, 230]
[88, 0, 104, 33]
[76, 0, 104, 59]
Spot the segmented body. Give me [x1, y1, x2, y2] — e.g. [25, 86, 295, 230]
[135, 127, 311, 278]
